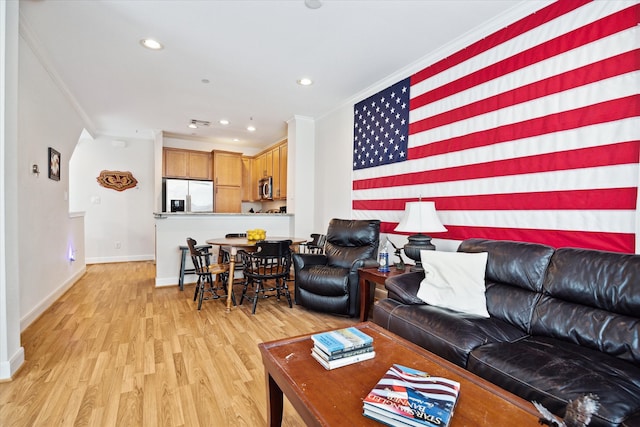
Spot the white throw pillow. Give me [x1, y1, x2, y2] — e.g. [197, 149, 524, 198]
[416, 250, 490, 318]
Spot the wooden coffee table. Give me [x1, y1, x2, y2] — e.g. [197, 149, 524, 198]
[258, 322, 542, 427]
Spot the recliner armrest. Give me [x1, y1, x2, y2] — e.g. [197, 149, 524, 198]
[292, 253, 328, 269]
[385, 271, 426, 305]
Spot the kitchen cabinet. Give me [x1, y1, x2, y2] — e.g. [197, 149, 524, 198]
[212, 150, 242, 212]
[250, 140, 288, 200]
[214, 186, 242, 213]
[242, 157, 255, 201]
[163, 148, 211, 180]
[278, 143, 287, 199]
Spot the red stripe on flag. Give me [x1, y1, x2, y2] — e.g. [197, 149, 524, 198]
[380, 223, 635, 254]
[409, 96, 640, 159]
[411, 0, 590, 85]
[411, 5, 639, 110]
[352, 187, 638, 211]
[353, 141, 640, 190]
[410, 49, 640, 135]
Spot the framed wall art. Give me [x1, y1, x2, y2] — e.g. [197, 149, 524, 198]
[48, 147, 60, 181]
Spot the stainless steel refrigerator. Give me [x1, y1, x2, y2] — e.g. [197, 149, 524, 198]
[162, 179, 214, 212]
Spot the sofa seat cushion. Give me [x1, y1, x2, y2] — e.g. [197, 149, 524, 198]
[467, 336, 640, 427]
[372, 298, 528, 367]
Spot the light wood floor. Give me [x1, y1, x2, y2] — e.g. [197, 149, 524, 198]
[0, 262, 357, 426]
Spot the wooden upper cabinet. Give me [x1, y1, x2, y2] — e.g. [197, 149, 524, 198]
[271, 146, 281, 199]
[279, 143, 287, 199]
[163, 148, 211, 180]
[265, 150, 274, 178]
[213, 150, 242, 212]
[241, 157, 254, 201]
[212, 150, 242, 186]
[188, 151, 212, 180]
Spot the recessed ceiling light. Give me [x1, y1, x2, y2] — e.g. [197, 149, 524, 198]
[233, 138, 239, 142]
[297, 77, 313, 86]
[219, 119, 230, 125]
[188, 121, 198, 129]
[247, 125, 256, 132]
[140, 38, 163, 50]
[305, 0, 322, 9]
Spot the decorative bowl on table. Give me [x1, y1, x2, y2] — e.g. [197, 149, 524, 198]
[247, 229, 266, 241]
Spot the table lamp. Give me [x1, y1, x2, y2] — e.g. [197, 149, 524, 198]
[394, 201, 447, 272]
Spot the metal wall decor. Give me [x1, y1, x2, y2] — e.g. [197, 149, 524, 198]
[96, 170, 138, 191]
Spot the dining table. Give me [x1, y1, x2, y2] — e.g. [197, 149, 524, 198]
[206, 236, 308, 312]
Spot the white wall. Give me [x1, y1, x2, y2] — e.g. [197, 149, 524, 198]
[70, 135, 155, 263]
[17, 31, 87, 331]
[0, 0, 24, 380]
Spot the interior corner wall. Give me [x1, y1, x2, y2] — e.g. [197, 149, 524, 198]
[72, 135, 155, 264]
[17, 33, 86, 329]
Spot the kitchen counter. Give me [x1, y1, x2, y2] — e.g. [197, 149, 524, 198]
[154, 212, 295, 286]
[154, 212, 292, 218]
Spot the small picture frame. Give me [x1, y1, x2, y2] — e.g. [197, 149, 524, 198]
[48, 147, 60, 181]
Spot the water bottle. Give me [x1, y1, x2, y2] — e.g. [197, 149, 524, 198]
[378, 241, 390, 273]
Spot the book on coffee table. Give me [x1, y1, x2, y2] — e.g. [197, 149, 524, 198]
[363, 364, 460, 427]
[311, 326, 373, 355]
[311, 347, 376, 370]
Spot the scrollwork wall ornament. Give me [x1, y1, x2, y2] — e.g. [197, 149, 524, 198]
[96, 170, 138, 191]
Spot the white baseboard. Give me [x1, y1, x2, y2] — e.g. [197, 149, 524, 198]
[86, 254, 155, 264]
[0, 346, 25, 381]
[20, 267, 87, 331]
[155, 274, 197, 287]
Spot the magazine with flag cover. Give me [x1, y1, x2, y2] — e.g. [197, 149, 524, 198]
[363, 364, 460, 427]
[311, 326, 373, 355]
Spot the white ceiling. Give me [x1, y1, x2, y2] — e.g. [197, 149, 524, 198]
[19, 0, 531, 150]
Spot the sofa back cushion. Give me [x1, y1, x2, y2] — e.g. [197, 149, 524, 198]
[533, 247, 640, 365]
[458, 239, 555, 332]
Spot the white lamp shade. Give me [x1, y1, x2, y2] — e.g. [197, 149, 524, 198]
[394, 201, 447, 233]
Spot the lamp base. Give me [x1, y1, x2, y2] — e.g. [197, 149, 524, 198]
[403, 233, 435, 273]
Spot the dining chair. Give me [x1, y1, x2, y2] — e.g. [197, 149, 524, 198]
[298, 233, 326, 254]
[186, 237, 235, 310]
[237, 240, 293, 314]
[221, 233, 249, 284]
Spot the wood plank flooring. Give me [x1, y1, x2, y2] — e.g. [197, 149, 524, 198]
[0, 262, 357, 426]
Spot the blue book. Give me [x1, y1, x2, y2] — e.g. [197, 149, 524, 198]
[311, 327, 373, 355]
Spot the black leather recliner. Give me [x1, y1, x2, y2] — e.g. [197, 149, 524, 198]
[293, 218, 380, 317]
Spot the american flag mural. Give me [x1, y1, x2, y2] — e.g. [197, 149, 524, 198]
[352, 0, 640, 253]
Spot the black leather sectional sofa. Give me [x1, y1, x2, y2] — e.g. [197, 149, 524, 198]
[373, 238, 640, 427]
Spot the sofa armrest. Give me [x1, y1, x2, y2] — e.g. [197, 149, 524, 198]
[385, 271, 426, 305]
[350, 257, 379, 273]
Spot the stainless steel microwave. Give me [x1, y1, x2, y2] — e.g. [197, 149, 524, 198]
[259, 176, 273, 200]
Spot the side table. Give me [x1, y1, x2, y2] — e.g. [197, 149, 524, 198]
[358, 266, 411, 322]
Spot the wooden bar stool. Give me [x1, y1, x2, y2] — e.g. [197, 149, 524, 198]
[178, 243, 212, 290]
